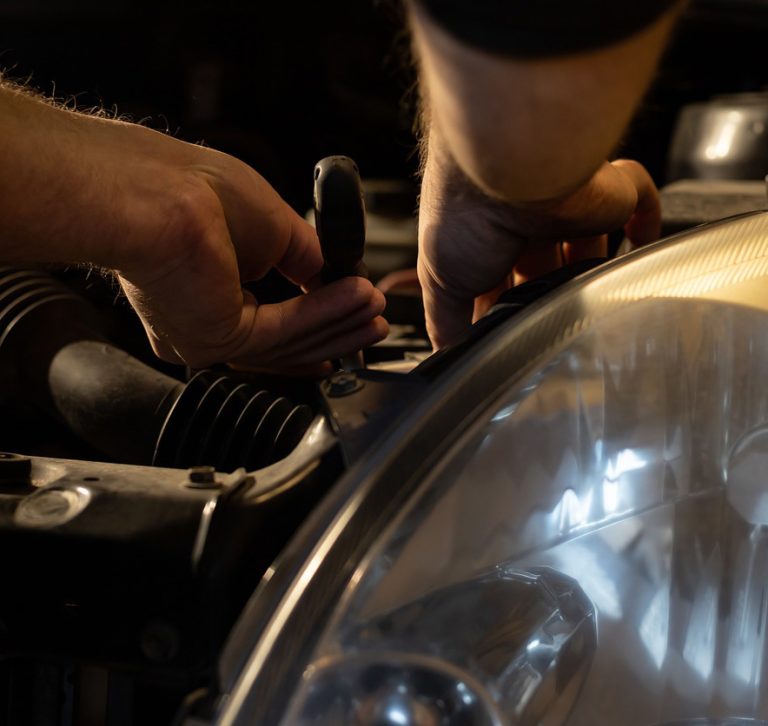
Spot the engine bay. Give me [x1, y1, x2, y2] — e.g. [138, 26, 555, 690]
[1, 1, 768, 724]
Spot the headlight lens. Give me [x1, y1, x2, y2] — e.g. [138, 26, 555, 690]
[223, 213, 768, 726]
[293, 567, 596, 725]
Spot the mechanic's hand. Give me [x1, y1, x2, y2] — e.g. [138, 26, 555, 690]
[417, 141, 661, 349]
[117, 152, 388, 373]
[0, 87, 387, 373]
[108, 130, 388, 373]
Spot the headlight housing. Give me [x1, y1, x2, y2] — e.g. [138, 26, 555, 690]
[218, 212, 768, 726]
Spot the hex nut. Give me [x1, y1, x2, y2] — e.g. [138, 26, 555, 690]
[325, 371, 364, 398]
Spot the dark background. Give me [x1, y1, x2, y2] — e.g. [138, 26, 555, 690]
[1, 0, 768, 216]
[0, 0, 418, 215]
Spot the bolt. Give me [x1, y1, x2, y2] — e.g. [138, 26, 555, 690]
[325, 371, 364, 398]
[186, 465, 220, 489]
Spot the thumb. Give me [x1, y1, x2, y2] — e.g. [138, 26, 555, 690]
[418, 260, 473, 350]
[276, 210, 325, 288]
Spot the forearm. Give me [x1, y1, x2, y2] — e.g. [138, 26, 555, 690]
[407, 0, 683, 204]
[0, 80, 388, 370]
[0, 80, 200, 270]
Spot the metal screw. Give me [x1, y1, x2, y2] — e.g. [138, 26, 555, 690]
[186, 465, 220, 489]
[325, 371, 364, 398]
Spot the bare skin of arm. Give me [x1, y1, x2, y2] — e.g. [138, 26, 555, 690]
[407, 2, 684, 348]
[0, 82, 387, 371]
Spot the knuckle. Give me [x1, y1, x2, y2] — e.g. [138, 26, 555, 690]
[170, 178, 222, 245]
[345, 275, 372, 303]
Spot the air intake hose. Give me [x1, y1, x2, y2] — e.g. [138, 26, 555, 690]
[0, 267, 313, 470]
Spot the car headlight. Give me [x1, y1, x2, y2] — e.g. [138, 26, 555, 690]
[216, 212, 768, 726]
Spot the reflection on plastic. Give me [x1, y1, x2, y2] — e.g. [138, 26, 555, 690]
[289, 568, 595, 725]
[301, 298, 768, 724]
[294, 653, 501, 726]
[271, 214, 768, 726]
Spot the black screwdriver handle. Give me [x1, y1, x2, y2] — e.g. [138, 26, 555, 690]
[313, 156, 367, 284]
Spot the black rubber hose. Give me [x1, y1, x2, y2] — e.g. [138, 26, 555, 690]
[152, 370, 314, 472]
[47, 341, 183, 464]
[0, 267, 184, 463]
[0, 267, 315, 470]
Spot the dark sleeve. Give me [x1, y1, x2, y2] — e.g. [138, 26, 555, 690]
[414, 0, 680, 58]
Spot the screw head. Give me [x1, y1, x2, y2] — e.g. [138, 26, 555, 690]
[325, 371, 364, 398]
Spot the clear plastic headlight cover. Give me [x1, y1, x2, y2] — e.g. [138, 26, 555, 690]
[221, 213, 768, 726]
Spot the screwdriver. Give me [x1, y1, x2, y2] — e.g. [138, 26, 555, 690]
[313, 155, 368, 370]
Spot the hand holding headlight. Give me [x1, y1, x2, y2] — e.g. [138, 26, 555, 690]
[408, 0, 676, 351]
[417, 135, 661, 349]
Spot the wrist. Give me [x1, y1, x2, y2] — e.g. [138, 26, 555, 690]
[0, 90, 129, 267]
[421, 127, 495, 212]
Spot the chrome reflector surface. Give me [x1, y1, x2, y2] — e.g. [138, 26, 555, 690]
[221, 213, 768, 725]
[335, 298, 768, 723]
[292, 568, 595, 725]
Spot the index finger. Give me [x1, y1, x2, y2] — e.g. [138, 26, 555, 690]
[611, 159, 661, 246]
